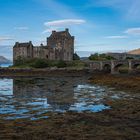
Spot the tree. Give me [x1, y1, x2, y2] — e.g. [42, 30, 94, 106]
[89, 53, 99, 60]
[73, 53, 80, 60]
[126, 57, 134, 60]
[89, 53, 115, 61]
[105, 55, 116, 60]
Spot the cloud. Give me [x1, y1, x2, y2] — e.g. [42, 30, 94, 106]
[0, 36, 14, 42]
[105, 36, 128, 39]
[14, 27, 29, 30]
[125, 28, 140, 35]
[33, 0, 90, 34]
[88, 0, 140, 20]
[43, 19, 86, 33]
[130, 39, 140, 45]
[44, 19, 86, 26]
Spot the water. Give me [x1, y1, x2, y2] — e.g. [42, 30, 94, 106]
[0, 77, 129, 120]
[0, 63, 12, 67]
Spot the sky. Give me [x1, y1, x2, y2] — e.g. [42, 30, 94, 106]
[0, 0, 140, 59]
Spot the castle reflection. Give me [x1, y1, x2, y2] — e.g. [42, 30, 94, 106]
[13, 77, 86, 111]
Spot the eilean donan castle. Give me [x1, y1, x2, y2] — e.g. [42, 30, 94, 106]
[13, 29, 74, 63]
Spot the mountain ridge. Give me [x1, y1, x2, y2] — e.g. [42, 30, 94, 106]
[0, 56, 11, 64]
[128, 48, 140, 55]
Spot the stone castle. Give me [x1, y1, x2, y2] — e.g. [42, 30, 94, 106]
[13, 28, 74, 63]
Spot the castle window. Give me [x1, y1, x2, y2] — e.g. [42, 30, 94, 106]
[46, 55, 49, 59]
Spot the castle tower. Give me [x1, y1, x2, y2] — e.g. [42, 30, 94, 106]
[13, 41, 33, 63]
[47, 28, 74, 61]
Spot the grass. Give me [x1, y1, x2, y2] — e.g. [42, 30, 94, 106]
[12, 59, 87, 69]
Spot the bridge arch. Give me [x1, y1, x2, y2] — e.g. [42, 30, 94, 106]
[132, 63, 140, 69]
[103, 64, 111, 72]
[114, 63, 129, 73]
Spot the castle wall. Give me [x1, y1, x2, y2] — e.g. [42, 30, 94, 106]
[33, 47, 56, 60]
[13, 46, 28, 61]
[33, 47, 46, 59]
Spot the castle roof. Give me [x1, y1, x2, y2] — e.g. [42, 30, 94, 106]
[14, 41, 33, 47]
[49, 28, 72, 38]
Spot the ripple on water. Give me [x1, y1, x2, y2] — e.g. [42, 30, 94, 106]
[69, 103, 110, 112]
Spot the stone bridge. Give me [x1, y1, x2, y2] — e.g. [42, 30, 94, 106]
[87, 60, 140, 74]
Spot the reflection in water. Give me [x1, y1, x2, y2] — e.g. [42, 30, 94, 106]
[0, 77, 128, 120]
[13, 77, 75, 112]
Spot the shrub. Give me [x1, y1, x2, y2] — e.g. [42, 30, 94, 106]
[57, 60, 67, 68]
[126, 57, 134, 60]
[14, 56, 26, 66]
[30, 59, 48, 68]
[73, 53, 80, 60]
[89, 53, 99, 60]
[89, 53, 115, 61]
[67, 60, 86, 68]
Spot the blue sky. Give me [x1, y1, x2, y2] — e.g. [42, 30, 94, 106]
[0, 0, 140, 59]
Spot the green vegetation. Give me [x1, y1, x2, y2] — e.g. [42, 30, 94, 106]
[126, 57, 134, 60]
[13, 57, 86, 69]
[89, 53, 116, 61]
[67, 60, 87, 69]
[73, 53, 80, 60]
[14, 57, 67, 68]
[30, 59, 48, 68]
[14, 56, 26, 66]
[30, 59, 67, 68]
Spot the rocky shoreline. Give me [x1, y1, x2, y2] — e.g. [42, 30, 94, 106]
[0, 68, 91, 78]
[89, 73, 140, 93]
[0, 71, 140, 139]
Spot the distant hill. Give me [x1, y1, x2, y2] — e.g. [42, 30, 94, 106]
[128, 48, 140, 55]
[80, 57, 89, 60]
[0, 56, 11, 64]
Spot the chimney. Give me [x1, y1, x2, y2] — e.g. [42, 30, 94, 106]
[15, 42, 19, 46]
[29, 41, 32, 44]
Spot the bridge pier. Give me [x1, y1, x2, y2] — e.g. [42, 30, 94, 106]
[111, 61, 119, 74]
[128, 60, 133, 73]
[100, 62, 103, 71]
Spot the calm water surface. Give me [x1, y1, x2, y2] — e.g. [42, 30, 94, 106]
[0, 77, 129, 120]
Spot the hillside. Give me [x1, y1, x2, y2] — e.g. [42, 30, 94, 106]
[0, 56, 11, 64]
[128, 48, 140, 55]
